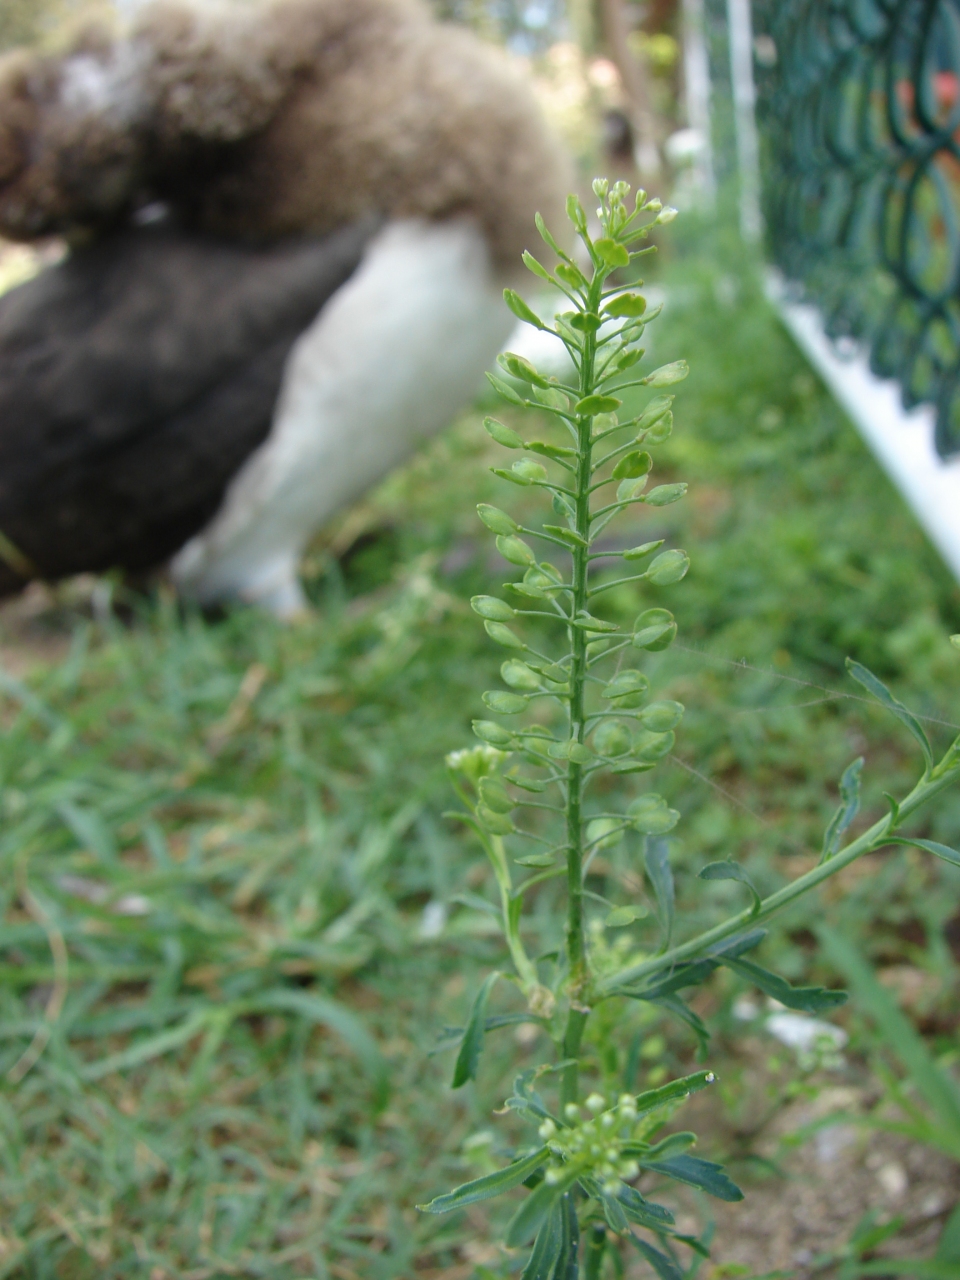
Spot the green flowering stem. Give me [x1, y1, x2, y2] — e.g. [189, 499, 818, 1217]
[597, 745, 960, 998]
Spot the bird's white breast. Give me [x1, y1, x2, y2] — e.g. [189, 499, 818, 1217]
[171, 217, 513, 614]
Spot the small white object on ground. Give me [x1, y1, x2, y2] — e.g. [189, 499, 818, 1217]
[765, 1010, 848, 1054]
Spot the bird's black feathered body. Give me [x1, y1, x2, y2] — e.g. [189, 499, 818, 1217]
[0, 218, 373, 596]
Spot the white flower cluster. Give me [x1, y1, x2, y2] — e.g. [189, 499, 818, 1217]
[537, 1092, 643, 1196]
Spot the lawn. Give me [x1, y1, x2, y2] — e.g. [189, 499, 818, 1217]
[0, 218, 958, 1278]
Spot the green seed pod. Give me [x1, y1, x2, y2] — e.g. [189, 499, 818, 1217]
[636, 395, 673, 431]
[617, 475, 648, 502]
[472, 719, 514, 747]
[612, 450, 653, 481]
[632, 729, 675, 762]
[642, 360, 689, 387]
[532, 386, 572, 411]
[556, 262, 587, 290]
[486, 372, 525, 405]
[632, 608, 677, 651]
[639, 701, 684, 732]
[586, 817, 624, 850]
[602, 670, 650, 706]
[484, 621, 524, 649]
[478, 805, 515, 835]
[594, 238, 630, 268]
[642, 410, 674, 445]
[644, 549, 690, 584]
[482, 690, 527, 715]
[593, 720, 632, 757]
[566, 193, 588, 233]
[627, 793, 680, 834]
[503, 289, 546, 330]
[622, 540, 664, 562]
[511, 459, 548, 484]
[484, 417, 523, 448]
[477, 504, 519, 535]
[501, 660, 540, 691]
[576, 393, 622, 416]
[496, 535, 536, 567]
[479, 777, 514, 814]
[603, 291, 647, 318]
[644, 483, 688, 508]
[471, 595, 516, 621]
[497, 352, 550, 388]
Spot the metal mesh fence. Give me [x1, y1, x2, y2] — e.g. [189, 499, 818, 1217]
[752, 0, 960, 458]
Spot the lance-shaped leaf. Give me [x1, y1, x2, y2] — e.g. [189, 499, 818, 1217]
[631, 1069, 717, 1118]
[553, 1194, 581, 1280]
[722, 955, 848, 1013]
[653, 994, 711, 1057]
[639, 1153, 743, 1202]
[645, 838, 675, 949]
[885, 836, 960, 868]
[614, 1184, 676, 1229]
[846, 659, 933, 771]
[535, 211, 574, 263]
[521, 1200, 565, 1280]
[698, 860, 761, 915]
[630, 1235, 685, 1280]
[820, 756, 864, 863]
[418, 1146, 550, 1212]
[506, 1170, 579, 1246]
[521, 250, 557, 288]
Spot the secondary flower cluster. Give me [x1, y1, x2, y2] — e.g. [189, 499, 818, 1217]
[538, 1089, 674, 1195]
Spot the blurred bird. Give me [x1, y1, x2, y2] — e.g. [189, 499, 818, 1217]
[0, 0, 568, 614]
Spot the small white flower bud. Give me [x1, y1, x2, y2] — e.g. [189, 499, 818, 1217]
[538, 1119, 556, 1139]
[545, 1166, 563, 1185]
[656, 206, 679, 225]
[564, 1103, 581, 1123]
[602, 1179, 620, 1196]
[619, 1159, 639, 1180]
[585, 1093, 606, 1114]
[600, 1112, 615, 1129]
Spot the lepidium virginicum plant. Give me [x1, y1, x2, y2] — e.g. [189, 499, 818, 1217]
[419, 180, 960, 1278]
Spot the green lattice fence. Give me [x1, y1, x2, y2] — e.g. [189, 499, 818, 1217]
[752, 0, 960, 457]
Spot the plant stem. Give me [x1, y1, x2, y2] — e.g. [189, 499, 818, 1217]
[561, 278, 603, 1107]
[596, 757, 960, 997]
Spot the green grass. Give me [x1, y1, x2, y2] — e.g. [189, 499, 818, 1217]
[0, 221, 958, 1278]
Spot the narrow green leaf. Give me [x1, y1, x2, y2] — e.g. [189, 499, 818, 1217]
[506, 1173, 576, 1246]
[820, 757, 864, 863]
[630, 1235, 684, 1280]
[652, 995, 711, 1056]
[698, 861, 761, 915]
[645, 838, 674, 948]
[818, 927, 960, 1157]
[632, 1068, 717, 1117]
[554, 1193, 581, 1280]
[418, 1146, 550, 1213]
[846, 659, 933, 770]
[614, 1184, 675, 1229]
[606, 905, 645, 927]
[886, 836, 960, 868]
[521, 1201, 564, 1280]
[452, 971, 501, 1088]
[640, 1154, 743, 1202]
[571, 612, 619, 632]
[504, 290, 546, 330]
[723, 956, 848, 1013]
[80, 1010, 211, 1082]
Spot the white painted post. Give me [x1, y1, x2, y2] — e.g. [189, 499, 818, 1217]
[726, 0, 763, 242]
[681, 0, 716, 205]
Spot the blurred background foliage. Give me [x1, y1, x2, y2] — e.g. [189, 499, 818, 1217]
[0, 0, 958, 1276]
